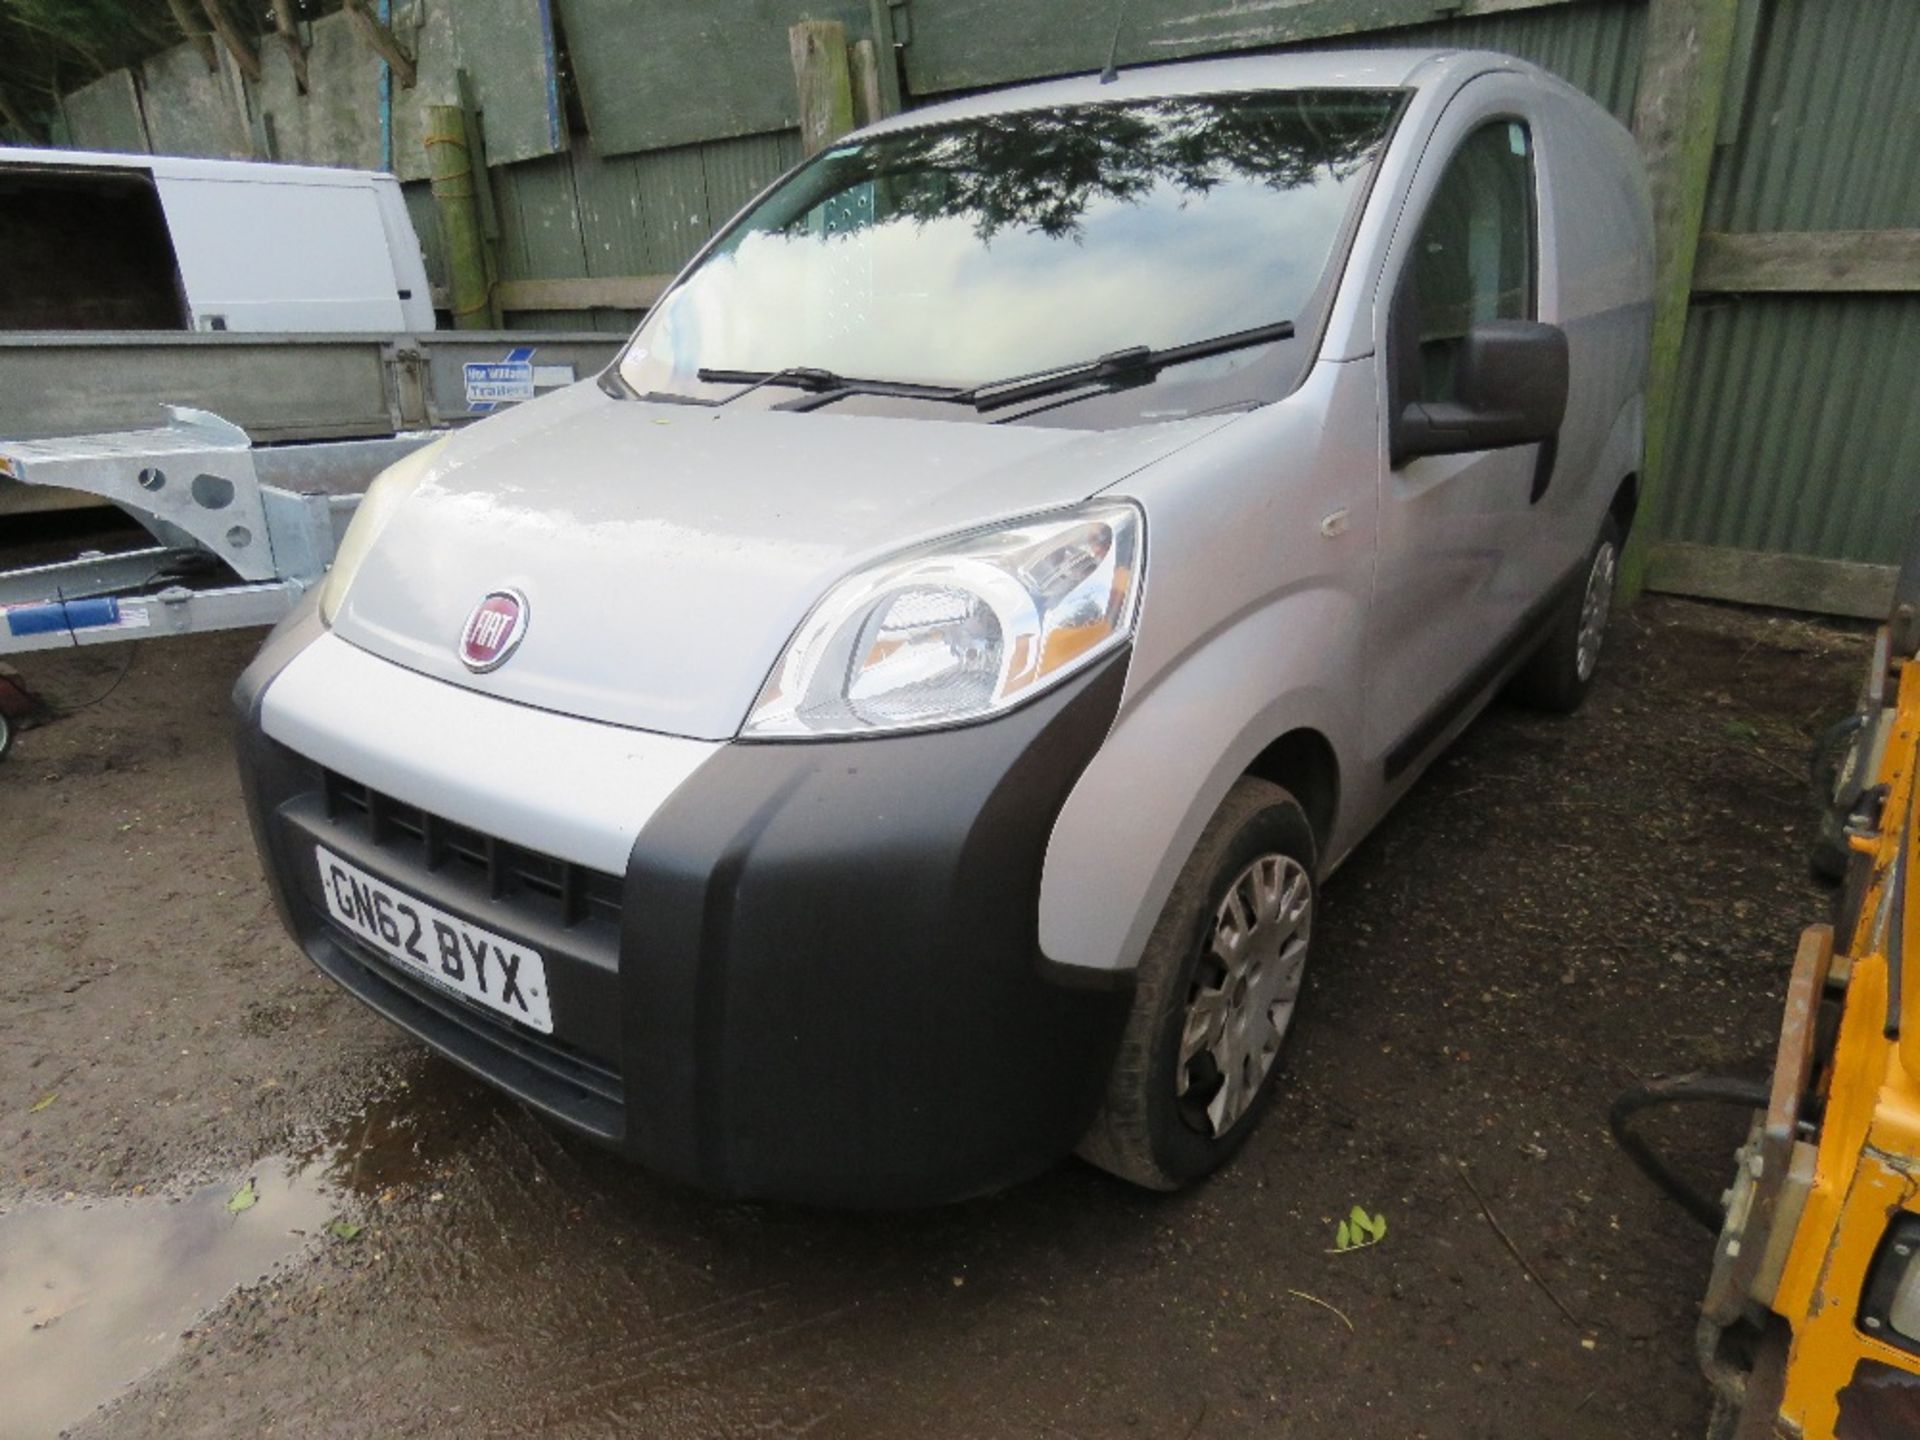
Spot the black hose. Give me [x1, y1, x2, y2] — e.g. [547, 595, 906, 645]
[1609, 1073, 1771, 1231]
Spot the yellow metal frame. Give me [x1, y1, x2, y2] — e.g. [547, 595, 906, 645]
[1729, 643, 1920, 1434]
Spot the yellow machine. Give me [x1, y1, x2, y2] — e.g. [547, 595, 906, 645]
[1655, 600, 1920, 1436]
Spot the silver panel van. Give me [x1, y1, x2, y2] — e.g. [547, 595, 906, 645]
[236, 48, 1652, 1205]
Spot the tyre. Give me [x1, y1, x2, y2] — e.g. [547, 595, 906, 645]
[1510, 515, 1622, 714]
[1078, 776, 1317, 1190]
[0, 710, 12, 763]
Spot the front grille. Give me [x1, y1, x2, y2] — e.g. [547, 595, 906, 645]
[295, 767, 628, 1130]
[321, 769, 623, 930]
[329, 928, 623, 1125]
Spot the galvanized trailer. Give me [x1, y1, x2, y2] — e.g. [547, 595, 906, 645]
[0, 328, 622, 658]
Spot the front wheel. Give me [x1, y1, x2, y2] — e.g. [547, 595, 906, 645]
[1078, 777, 1317, 1190]
[1510, 517, 1621, 714]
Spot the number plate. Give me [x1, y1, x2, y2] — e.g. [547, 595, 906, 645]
[315, 845, 554, 1034]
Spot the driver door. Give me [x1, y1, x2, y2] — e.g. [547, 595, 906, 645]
[1365, 90, 1550, 782]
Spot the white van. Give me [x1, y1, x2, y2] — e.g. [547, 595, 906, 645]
[236, 49, 1652, 1206]
[0, 146, 434, 333]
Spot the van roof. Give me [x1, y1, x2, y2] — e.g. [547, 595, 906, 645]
[0, 144, 398, 187]
[862, 48, 1541, 135]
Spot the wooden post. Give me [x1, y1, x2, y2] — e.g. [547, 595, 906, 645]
[850, 38, 887, 127]
[342, 0, 417, 89]
[425, 105, 498, 330]
[269, 0, 308, 94]
[165, 0, 219, 71]
[865, 0, 905, 116]
[1622, 0, 1742, 599]
[198, 0, 262, 84]
[789, 20, 856, 156]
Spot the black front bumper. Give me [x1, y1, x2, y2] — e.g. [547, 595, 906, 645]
[235, 614, 1133, 1207]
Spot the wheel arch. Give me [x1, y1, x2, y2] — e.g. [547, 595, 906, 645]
[1244, 727, 1340, 864]
[1610, 470, 1639, 540]
[1037, 586, 1366, 981]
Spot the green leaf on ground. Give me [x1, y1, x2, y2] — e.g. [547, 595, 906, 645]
[1332, 1204, 1389, 1252]
[227, 1180, 257, 1214]
[328, 1219, 363, 1242]
[28, 1092, 56, 1113]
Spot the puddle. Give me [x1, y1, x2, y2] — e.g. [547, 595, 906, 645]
[0, 1160, 338, 1440]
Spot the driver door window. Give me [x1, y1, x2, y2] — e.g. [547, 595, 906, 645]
[1401, 120, 1536, 405]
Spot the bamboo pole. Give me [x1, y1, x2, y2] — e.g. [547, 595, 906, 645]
[425, 104, 498, 330]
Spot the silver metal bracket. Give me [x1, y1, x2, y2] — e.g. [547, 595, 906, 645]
[0, 407, 279, 582]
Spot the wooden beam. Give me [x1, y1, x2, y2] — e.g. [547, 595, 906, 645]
[1622, 0, 1743, 601]
[198, 0, 262, 85]
[865, 0, 904, 117]
[165, 0, 219, 71]
[269, 0, 308, 95]
[1693, 229, 1920, 294]
[481, 276, 675, 313]
[789, 20, 856, 156]
[850, 38, 886, 128]
[1646, 542, 1895, 620]
[341, 0, 417, 89]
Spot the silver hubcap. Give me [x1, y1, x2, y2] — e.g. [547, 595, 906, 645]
[1576, 540, 1616, 682]
[1177, 853, 1312, 1138]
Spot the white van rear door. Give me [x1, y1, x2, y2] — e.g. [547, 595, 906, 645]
[156, 174, 408, 332]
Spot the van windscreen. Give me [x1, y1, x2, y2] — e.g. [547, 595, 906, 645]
[618, 88, 1403, 407]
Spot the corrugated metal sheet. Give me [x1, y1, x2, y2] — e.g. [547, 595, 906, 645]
[1658, 0, 1920, 571]
[554, 0, 870, 156]
[1705, 0, 1920, 232]
[402, 182, 446, 290]
[1660, 294, 1920, 563]
[1305, 0, 1645, 122]
[899, 0, 1630, 95]
[406, 130, 802, 332]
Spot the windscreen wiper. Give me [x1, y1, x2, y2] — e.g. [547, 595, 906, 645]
[964, 320, 1297, 413]
[696, 366, 973, 409]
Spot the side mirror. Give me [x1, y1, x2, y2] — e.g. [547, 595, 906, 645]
[1391, 319, 1569, 466]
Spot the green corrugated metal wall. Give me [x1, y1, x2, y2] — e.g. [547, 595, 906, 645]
[1302, 2, 1646, 122]
[1660, 0, 1920, 566]
[406, 129, 803, 332]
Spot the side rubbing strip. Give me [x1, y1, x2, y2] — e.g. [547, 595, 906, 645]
[1383, 560, 1582, 783]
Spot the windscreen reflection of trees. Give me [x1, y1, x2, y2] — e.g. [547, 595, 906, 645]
[796, 94, 1395, 244]
[622, 92, 1399, 394]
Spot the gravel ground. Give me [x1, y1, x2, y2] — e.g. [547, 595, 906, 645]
[0, 591, 1868, 1439]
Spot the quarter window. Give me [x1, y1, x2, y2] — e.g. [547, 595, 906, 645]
[1401, 120, 1536, 405]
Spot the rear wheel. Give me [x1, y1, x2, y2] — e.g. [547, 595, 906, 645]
[1511, 516, 1621, 714]
[1078, 777, 1316, 1190]
[0, 710, 12, 763]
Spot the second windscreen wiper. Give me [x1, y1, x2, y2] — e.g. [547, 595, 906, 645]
[965, 320, 1298, 413]
[693, 319, 1295, 415]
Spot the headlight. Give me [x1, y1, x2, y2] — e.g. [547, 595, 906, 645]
[317, 436, 450, 626]
[744, 502, 1142, 738]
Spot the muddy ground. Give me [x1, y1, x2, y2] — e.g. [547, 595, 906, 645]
[0, 580, 1868, 1439]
